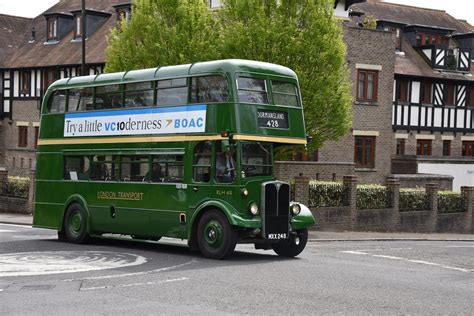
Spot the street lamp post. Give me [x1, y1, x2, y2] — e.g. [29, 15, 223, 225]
[81, 0, 86, 76]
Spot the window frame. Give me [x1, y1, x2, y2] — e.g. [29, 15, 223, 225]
[20, 70, 31, 94]
[47, 17, 58, 41]
[236, 75, 269, 105]
[420, 82, 432, 104]
[74, 14, 83, 38]
[416, 139, 432, 156]
[397, 80, 409, 103]
[396, 139, 405, 155]
[445, 84, 455, 106]
[356, 69, 378, 102]
[18, 126, 28, 148]
[354, 136, 376, 168]
[442, 140, 451, 156]
[462, 141, 474, 157]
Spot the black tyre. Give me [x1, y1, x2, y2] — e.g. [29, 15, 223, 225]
[63, 203, 89, 244]
[197, 209, 237, 259]
[272, 229, 308, 257]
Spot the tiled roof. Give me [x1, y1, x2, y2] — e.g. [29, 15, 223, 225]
[350, 2, 473, 34]
[0, 14, 32, 67]
[395, 38, 474, 81]
[6, 0, 127, 68]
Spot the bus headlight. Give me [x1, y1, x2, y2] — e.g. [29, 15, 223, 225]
[249, 202, 259, 215]
[241, 188, 248, 197]
[290, 203, 301, 216]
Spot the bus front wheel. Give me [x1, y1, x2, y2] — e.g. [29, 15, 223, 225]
[272, 229, 308, 257]
[197, 210, 237, 259]
[63, 203, 90, 244]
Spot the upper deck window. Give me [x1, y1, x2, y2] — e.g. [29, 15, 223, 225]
[48, 90, 67, 113]
[95, 84, 123, 109]
[157, 78, 188, 106]
[191, 75, 229, 103]
[272, 81, 299, 107]
[125, 81, 154, 107]
[68, 87, 94, 111]
[237, 77, 268, 104]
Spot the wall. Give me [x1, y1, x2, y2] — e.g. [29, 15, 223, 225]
[0, 196, 30, 214]
[418, 162, 474, 191]
[318, 24, 396, 184]
[275, 161, 354, 183]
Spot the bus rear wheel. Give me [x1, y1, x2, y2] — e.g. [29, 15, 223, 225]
[197, 210, 237, 259]
[63, 203, 89, 244]
[272, 229, 308, 257]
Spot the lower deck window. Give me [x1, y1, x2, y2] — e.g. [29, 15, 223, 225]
[64, 156, 90, 180]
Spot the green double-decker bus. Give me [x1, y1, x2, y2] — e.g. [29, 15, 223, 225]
[34, 59, 315, 259]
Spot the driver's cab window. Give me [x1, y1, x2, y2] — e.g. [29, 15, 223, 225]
[193, 141, 212, 182]
[215, 140, 236, 183]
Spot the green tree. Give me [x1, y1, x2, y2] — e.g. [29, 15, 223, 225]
[105, 0, 352, 150]
[106, 0, 217, 71]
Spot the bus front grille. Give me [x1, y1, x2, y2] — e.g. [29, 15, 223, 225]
[261, 181, 290, 239]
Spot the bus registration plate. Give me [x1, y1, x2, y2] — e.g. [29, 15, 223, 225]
[267, 233, 287, 240]
[257, 110, 289, 129]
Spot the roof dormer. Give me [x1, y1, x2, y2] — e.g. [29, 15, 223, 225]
[112, 3, 132, 24]
[43, 12, 74, 43]
[70, 9, 111, 40]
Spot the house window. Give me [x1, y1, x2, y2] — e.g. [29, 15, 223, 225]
[47, 17, 58, 41]
[388, 27, 401, 49]
[420, 82, 432, 104]
[442, 140, 451, 156]
[462, 141, 474, 157]
[467, 86, 474, 107]
[74, 15, 83, 38]
[357, 70, 378, 102]
[397, 80, 409, 102]
[445, 84, 455, 106]
[35, 127, 39, 149]
[396, 139, 405, 155]
[416, 139, 432, 156]
[20, 71, 31, 94]
[117, 8, 131, 23]
[18, 126, 28, 148]
[354, 136, 375, 168]
[43, 68, 57, 92]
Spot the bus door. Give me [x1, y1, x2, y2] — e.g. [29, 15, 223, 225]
[187, 141, 213, 214]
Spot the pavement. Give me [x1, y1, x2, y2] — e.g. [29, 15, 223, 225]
[1, 212, 473, 241]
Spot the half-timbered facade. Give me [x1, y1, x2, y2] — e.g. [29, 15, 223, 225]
[0, 0, 130, 175]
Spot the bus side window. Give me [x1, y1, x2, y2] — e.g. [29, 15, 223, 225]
[153, 154, 184, 183]
[48, 90, 67, 113]
[125, 81, 154, 108]
[272, 81, 299, 107]
[90, 155, 117, 181]
[236, 77, 268, 104]
[191, 75, 229, 103]
[95, 84, 123, 110]
[68, 87, 93, 112]
[157, 78, 188, 106]
[121, 155, 150, 182]
[193, 141, 211, 183]
[64, 156, 90, 180]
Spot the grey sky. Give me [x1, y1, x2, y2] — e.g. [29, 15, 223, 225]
[0, 0, 472, 25]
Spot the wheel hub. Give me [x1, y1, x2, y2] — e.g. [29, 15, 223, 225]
[69, 212, 82, 236]
[203, 220, 223, 248]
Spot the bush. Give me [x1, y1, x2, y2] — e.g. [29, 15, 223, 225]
[356, 184, 391, 210]
[6, 176, 29, 198]
[399, 188, 429, 212]
[438, 191, 465, 213]
[309, 181, 347, 207]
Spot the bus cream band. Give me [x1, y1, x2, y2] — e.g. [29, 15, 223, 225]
[64, 105, 207, 137]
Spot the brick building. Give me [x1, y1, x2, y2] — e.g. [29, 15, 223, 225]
[0, 0, 131, 175]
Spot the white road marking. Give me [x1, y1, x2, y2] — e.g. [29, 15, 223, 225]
[0, 230, 14, 233]
[0, 224, 33, 229]
[0, 289, 4, 292]
[11, 235, 56, 239]
[340, 251, 368, 255]
[80, 277, 189, 291]
[353, 248, 412, 252]
[63, 259, 197, 282]
[0, 251, 147, 277]
[341, 250, 473, 273]
[445, 245, 474, 248]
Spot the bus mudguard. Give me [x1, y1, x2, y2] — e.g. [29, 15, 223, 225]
[290, 203, 316, 230]
[61, 194, 92, 234]
[190, 199, 261, 236]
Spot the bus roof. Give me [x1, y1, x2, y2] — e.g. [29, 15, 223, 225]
[49, 59, 298, 90]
